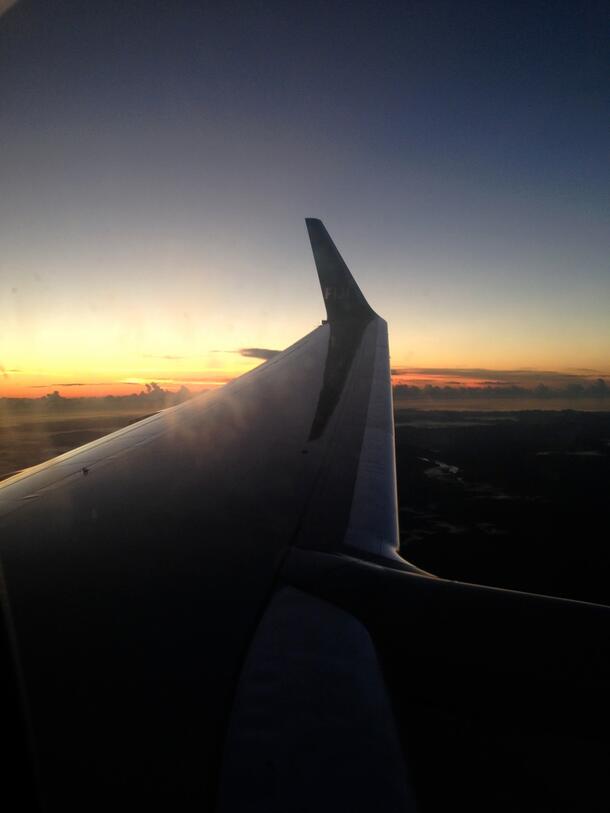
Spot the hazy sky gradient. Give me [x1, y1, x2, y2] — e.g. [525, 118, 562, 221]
[1, 0, 608, 397]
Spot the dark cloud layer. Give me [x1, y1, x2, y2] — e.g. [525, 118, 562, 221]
[391, 367, 609, 383]
[395, 379, 609, 402]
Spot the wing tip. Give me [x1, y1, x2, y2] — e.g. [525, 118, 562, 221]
[305, 218, 376, 323]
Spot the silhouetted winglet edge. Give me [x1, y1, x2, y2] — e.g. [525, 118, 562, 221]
[305, 218, 376, 323]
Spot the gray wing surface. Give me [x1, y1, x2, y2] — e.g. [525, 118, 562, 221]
[0, 219, 415, 811]
[0, 219, 403, 564]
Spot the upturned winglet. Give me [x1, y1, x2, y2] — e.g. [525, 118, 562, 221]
[306, 218, 376, 323]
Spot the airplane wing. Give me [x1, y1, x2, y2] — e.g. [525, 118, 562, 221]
[1, 220, 609, 813]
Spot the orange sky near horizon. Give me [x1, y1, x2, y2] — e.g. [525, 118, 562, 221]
[2, 353, 609, 401]
[3, 243, 609, 403]
[0, 359, 253, 399]
[2, 288, 609, 400]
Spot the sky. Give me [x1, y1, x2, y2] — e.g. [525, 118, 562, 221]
[1, 0, 608, 401]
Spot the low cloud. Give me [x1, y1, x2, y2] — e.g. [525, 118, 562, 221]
[124, 374, 231, 386]
[1, 382, 193, 419]
[238, 348, 281, 360]
[28, 382, 117, 388]
[394, 378, 609, 402]
[391, 366, 607, 381]
[391, 367, 610, 408]
[0, 364, 20, 379]
[391, 367, 610, 390]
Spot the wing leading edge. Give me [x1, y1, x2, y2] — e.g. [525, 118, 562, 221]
[0, 219, 409, 566]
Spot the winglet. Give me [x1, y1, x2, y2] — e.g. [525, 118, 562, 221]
[306, 218, 376, 323]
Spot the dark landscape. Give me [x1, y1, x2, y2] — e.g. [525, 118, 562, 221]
[396, 409, 610, 606]
[0, 411, 154, 481]
[2, 405, 609, 607]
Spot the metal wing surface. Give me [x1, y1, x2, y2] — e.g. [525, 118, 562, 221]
[0, 219, 411, 810]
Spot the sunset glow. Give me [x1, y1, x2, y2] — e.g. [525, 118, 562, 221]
[1, 1, 608, 409]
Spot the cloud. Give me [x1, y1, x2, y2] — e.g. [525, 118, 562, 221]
[391, 367, 606, 380]
[122, 375, 230, 386]
[30, 383, 84, 388]
[0, 364, 20, 379]
[564, 368, 603, 374]
[391, 367, 610, 390]
[28, 382, 117, 388]
[238, 348, 281, 360]
[1, 382, 193, 417]
[214, 348, 280, 361]
[393, 378, 609, 402]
